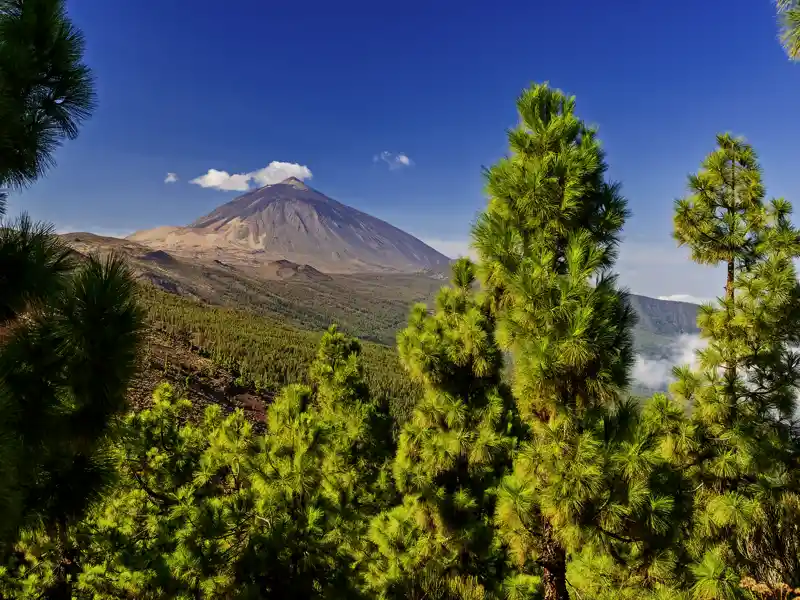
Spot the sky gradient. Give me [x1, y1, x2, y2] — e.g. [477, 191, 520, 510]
[10, 0, 800, 301]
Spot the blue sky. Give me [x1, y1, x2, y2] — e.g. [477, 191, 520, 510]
[9, 0, 800, 300]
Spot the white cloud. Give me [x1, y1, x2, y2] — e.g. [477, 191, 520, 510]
[189, 162, 313, 192]
[190, 169, 251, 192]
[250, 162, 313, 187]
[374, 151, 413, 170]
[164, 172, 178, 184]
[633, 334, 706, 391]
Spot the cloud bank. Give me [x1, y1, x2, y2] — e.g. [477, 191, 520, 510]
[164, 172, 178, 184]
[633, 334, 706, 391]
[190, 161, 313, 192]
[374, 151, 413, 170]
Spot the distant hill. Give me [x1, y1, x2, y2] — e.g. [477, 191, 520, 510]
[629, 294, 699, 337]
[127, 177, 451, 274]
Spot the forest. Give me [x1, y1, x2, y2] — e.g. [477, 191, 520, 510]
[138, 284, 423, 426]
[3, 1, 800, 598]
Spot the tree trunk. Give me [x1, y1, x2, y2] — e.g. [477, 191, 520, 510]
[542, 563, 569, 600]
[541, 522, 570, 600]
[726, 258, 735, 302]
[725, 258, 737, 404]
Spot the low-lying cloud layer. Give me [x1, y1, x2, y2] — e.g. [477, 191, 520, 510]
[633, 334, 706, 391]
[190, 162, 312, 192]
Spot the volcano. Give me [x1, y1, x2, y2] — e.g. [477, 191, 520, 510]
[128, 177, 451, 273]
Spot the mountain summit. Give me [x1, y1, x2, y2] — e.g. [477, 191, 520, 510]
[128, 179, 451, 273]
[278, 176, 310, 190]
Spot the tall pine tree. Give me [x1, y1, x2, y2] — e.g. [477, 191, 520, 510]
[364, 258, 523, 599]
[674, 134, 765, 396]
[0, 8, 146, 594]
[671, 134, 800, 593]
[474, 83, 689, 600]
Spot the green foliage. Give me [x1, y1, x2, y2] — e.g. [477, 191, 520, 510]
[778, 0, 800, 59]
[673, 133, 765, 310]
[0, 253, 144, 597]
[0, 326, 393, 598]
[670, 134, 800, 592]
[473, 83, 690, 600]
[363, 258, 519, 598]
[0, 0, 95, 191]
[0, 214, 74, 322]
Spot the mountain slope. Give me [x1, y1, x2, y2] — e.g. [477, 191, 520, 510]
[62, 232, 700, 348]
[128, 177, 450, 273]
[63, 232, 701, 399]
[629, 294, 700, 336]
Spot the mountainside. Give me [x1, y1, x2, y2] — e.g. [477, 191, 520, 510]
[629, 294, 700, 336]
[62, 232, 700, 348]
[128, 177, 451, 273]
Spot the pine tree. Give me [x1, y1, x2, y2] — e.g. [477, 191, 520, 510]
[0, 255, 144, 596]
[670, 134, 800, 591]
[241, 324, 394, 598]
[674, 134, 766, 395]
[0, 4, 149, 596]
[0, 0, 95, 193]
[473, 83, 690, 600]
[777, 0, 800, 60]
[363, 258, 523, 599]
